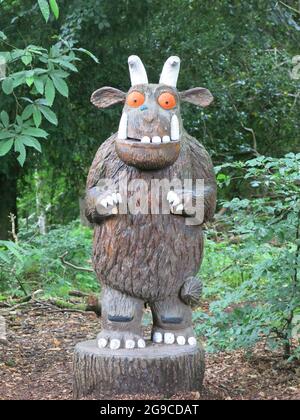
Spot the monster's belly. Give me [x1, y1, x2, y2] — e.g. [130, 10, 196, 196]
[92, 214, 203, 302]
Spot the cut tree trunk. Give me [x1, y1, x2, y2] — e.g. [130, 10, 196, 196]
[73, 340, 205, 399]
[0, 171, 17, 240]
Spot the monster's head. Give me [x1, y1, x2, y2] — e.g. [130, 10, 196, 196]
[91, 56, 213, 170]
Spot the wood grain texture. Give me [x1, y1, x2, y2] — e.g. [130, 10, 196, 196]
[73, 340, 205, 398]
[86, 131, 216, 302]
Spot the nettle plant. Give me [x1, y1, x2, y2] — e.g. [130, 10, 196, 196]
[0, 1, 98, 165]
[196, 153, 300, 360]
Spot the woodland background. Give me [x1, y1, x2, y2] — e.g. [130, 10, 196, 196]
[0, 0, 300, 393]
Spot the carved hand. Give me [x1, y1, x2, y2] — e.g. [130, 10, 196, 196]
[86, 187, 122, 223]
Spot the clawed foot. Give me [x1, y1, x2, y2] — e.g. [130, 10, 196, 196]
[151, 328, 197, 347]
[97, 330, 146, 350]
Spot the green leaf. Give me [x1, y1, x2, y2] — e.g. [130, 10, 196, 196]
[19, 136, 42, 152]
[14, 137, 26, 166]
[45, 78, 55, 106]
[38, 0, 50, 22]
[0, 31, 7, 40]
[21, 52, 32, 66]
[26, 77, 34, 87]
[2, 78, 13, 94]
[51, 75, 69, 97]
[22, 127, 48, 138]
[0, 131, 14, 140]
[0, 139, 14, 156]
[0, 111, 9, 128]
[22, 105, 34, 120]
[49, 0, 59, 19]
[33, 108, 42, 127]
[33, 77, 44, 95]
[39, 105, 58, 125]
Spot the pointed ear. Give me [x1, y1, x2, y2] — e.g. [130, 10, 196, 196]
[180, 87, 213, 107]
[91, 87, 126, 108]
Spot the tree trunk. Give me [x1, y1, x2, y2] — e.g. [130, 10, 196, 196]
[73, 340, 205, 399]
[0, 171, 17, 240]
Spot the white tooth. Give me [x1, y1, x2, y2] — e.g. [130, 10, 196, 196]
[188, 337, 197, 347]
[164, 333, 175, 344]
[162, 135, 171, 143]
[153, 332, 163, 343]
[100, 198, 108, 208]
[98, 338, 108, 348]
[176, 336, 186, 346]
[118, 113, 127, 140]
[167, 190, 177, 204]
[106, 196, 114, 206]
[152, 136, 161, 144]
[171, 115, 180, 141]
[141, 136, 151, 143]
[137, 339, 146, 348]
[110, 339, 121, 350]
[125, 339, 135, 349]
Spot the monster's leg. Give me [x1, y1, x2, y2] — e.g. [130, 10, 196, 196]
[97, 285, 145, 350]
[150, 296, 197, 347]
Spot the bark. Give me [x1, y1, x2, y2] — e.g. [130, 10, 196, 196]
[0, 171, 17, 240]
[73, 340, 205, 399]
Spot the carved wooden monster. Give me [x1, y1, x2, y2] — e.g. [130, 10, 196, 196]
[86, 56, 216, 350]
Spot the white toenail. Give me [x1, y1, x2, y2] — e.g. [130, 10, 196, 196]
[137, 339, 146, 348]
[164, 333, 175, 344]
[153, 332, 163, 343]
[98, 338, 108, 348]
[125, 339, 135, 349]
[188, 337, 197, 346]
[177, 336, 186, 345]
[110, 339, 121, 350]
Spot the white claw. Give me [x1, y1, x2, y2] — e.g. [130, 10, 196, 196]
[153, 332, 163, 343]
[125, 339, 135, 349]
[118, 112, 128, 140]
[137, 339, 146, 348]
[164, 333, 175, 344]
[100, 198, 108, 208]
[116, 193, 123, 203]
[152, 136, 161, 144]
[176, 204, 184, 212]
[110, 339, 121, 350]
[176, 336, 186, 346]
[188, 337, 197, 347]
[106, 196, 114, 206]
[167, 190, 178, 204]
[141, 136, 151, 143]
[98, 338, 108, 348]
[111, 207, 118, 215]
[171, 114, 180, 141]
[162, 135, 171, 143]
[112, 193, 118, 204]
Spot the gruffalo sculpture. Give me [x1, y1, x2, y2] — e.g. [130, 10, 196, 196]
[85, 56, 216, 351]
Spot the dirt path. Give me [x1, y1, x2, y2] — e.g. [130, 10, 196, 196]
[0, 304, 299, 400]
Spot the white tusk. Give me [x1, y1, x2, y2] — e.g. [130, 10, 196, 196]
[128, 55, 148, 86]
[159, 56, 180, 87]
[152, 136, 161, 144]
[162, 135, 170, 143]
[118, 113, 127, 140]
[171, 115, 180, 141]
[141, 136, 151, 143]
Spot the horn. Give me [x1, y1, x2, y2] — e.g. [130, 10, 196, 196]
[159, 56, 180, 87]
[128, 55, 148, 86]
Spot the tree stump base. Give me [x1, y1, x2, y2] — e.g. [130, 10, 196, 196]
[73, 340, 205, 399]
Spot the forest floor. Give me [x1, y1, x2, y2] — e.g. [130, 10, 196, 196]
[0, 303, 299, 400]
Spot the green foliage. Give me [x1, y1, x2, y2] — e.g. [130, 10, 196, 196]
[196, 154, 300, 360]
[0, 221, 98, 298]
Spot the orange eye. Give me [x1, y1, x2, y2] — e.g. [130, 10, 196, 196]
[127, 91, 145, 108]
[158, 92, 177, 110]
